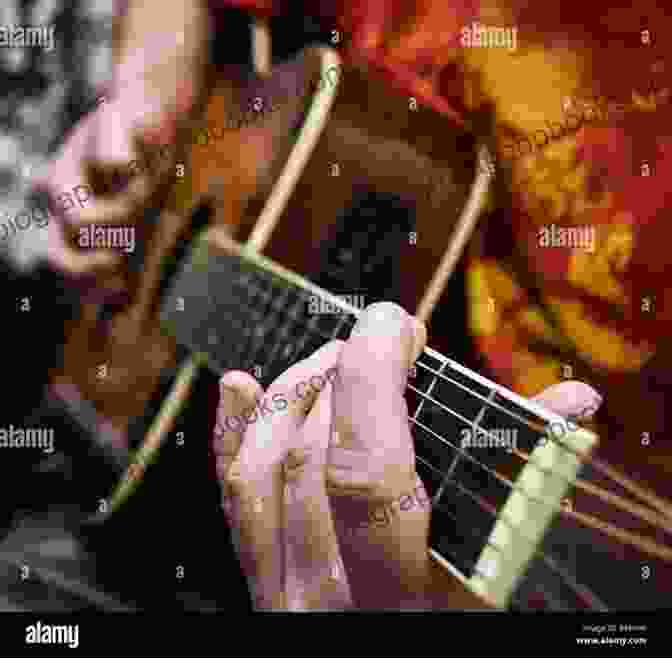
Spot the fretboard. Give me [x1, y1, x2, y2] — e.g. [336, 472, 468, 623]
[160, 233, 597, 609]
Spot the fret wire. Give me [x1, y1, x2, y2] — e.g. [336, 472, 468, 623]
[234, 284, 330, 353]
[417, 452, 607, 610]
[421, 458, 581, 611]
[233, 260, 568, 450]
[328, 312, 350, 342]
[229, 277, 357, 376]
[243, 273, 276, 371]
[226, 267, 584, 520]
[411, 413, 558, 523]
[264, 288, 307, 368]
[224, 262, 603, 609]
[292, 296, 321, 356]
[415, 361, 548, 437]
[227, 275, 584, 524]
[409, 367, 597, 483]
[432, 505, 503, 559]
[209, 263, 603, 608]
[474, 389, 497, 428]
[432, 388, 497, 506]
[411, 359, 447, 425]
[414, 405, 632, 592]
[408, 383, 552, 461]
[244, 279, 298, 366]
[414, 364, 603, 476]
[427, 512, 499, 582]
[241, 277, 333, 342]
[433, 464, 606, 609]
[288, 288, 322, 355]
[411, 414, 515, 509]
[416, 454, 504, 558]
[292, 309, 355, 344]
[409, 385, 510, 465]
[265, 282, 355, 339]
[408, 383, 490, 441]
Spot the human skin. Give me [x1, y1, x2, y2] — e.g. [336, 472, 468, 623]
[215, 303, 603, 609]
[37, 0, 209, 283]
[214, 341, 351, 610]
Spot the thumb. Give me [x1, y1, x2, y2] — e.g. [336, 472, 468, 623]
[531, 380, 603, 421]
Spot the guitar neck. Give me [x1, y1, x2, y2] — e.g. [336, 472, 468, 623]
[160, 229, 598, 609]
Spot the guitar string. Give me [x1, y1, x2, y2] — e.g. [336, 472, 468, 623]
[509, 445, 672, 536]
[86, 248, 658, 607]
[231, 273, 672, 551]
[202, 264, 670, 601]
[418, 454, 608, 610]
[425, 477, 576, 611]
[411, 362, 672, 533]
[413, 358, 672, 531]
[411, 410, 672, 562]
[412, 348, 672, 522]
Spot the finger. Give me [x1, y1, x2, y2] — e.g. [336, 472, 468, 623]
[214, 371, 263, 501]
[236, 340, 344, 476]
[283, 447, 310, 484]
[333, 302, 424, 444]
[327, 303, 424, 499]
[90, 96, 141, 170]
[83, 131, 176, 201]
[87, 90, 173, 178]
[71, 175, 152, 226]
[531, 381, 603, 420]
[229, 341, 343, 608]
[72, 109, 176, 224]
[75, 138, 175, 224]
[287, 381, 334, 486]
[45, 218, 121, 274]
[267, 340, 344, 415]
[284, 384, 352, 609]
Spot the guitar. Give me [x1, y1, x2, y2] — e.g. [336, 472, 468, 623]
[45, 44, 671, 611]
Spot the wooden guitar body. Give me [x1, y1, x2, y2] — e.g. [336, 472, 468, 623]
[50, 46, 478, 445]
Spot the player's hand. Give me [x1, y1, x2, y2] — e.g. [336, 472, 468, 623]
[213, 341, 351, 610]
[35, 82, 193, 296]
[324, 302, 603, 608]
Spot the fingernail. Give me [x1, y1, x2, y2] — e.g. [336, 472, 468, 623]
[351, 302, 407, 338]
